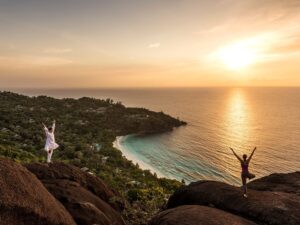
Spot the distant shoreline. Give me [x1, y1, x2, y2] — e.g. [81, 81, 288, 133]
[113, 135, 165, 178]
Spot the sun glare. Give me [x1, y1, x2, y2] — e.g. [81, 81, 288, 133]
[210, 35, 272, 71]
[218, 44, 256, 70]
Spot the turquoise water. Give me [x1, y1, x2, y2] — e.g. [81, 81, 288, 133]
[16, 88, 300, 185]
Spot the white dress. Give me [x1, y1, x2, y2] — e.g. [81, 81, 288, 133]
[44, 123, 59, 151]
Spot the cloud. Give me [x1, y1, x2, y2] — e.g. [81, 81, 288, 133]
[195, 22, 232, 35]
[148, 43, 160, 49]
[270, 36, 300, 53]
[197, 0, 300, 38]
[0, 55, 73, 68]
[29, 56, 73, 66]
[44, 48, 72, 54]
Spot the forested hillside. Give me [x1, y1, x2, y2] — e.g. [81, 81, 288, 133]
[0, 91, 186, 224]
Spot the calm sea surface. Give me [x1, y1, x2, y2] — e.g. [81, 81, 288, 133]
[15, 88, 300, 185]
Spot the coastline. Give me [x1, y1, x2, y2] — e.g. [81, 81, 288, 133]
[113, 135, 165, 178]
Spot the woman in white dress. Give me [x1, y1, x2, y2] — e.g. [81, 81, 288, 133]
[43, 120, 59, 163]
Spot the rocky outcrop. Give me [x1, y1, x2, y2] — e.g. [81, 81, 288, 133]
[149, 205, 257, 225]
[248, 171, 300, 195]
[164, 178, 300, 225]
[2, 155, 298, 225]
[0, 157, 76, 225]
[26, 162, 125, 225]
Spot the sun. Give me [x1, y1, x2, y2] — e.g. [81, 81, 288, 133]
[216, 43, 257, 70]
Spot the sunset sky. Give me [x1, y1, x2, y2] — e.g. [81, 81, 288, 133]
[1, 0, 300, 88]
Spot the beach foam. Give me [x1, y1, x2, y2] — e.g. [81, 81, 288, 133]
[113, 136, 165, 178]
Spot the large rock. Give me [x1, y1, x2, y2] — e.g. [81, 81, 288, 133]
[26, 162, 123, 211]
[248, 172, 300, 195]
[149, 205, 257, 225]
[0, 157, 76, 225]
[26, 162, 125, 225]
[43, 179, 125, 225]
[167, 180, 300, 225]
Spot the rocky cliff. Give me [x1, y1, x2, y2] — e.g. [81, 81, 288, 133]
[150, 172, 300, 225]
[0, 158, 76, 225]
[0, 157, 125, 225]
[1, 156, 299, 225]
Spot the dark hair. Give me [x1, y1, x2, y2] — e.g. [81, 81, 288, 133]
[243, 154, 247, 160]
[48, 127, 53, 132]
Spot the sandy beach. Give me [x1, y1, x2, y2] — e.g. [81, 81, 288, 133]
[113, 135, 165, 178]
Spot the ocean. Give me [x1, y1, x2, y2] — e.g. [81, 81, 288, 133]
[16, 87, 300, 185]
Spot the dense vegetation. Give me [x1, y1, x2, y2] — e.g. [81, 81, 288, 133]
[0, 91, 186, 225]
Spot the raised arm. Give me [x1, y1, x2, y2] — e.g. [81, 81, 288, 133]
[230, 147, 242, 162]
[52, 120, 56, 133]
[247, 147, 257, 163]
[42, 123, 48, 133]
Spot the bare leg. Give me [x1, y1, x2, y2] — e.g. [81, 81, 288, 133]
[47, 149, 53, 163]
[242, 175, 247, 198]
